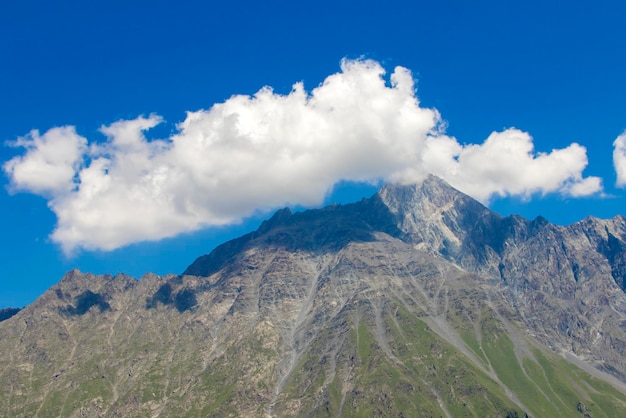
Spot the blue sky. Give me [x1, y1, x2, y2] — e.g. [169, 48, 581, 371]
[1, 0, 625, 308]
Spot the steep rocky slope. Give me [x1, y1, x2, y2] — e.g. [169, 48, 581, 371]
[2, 176, 626, 417]
[378, 176, 626, 380]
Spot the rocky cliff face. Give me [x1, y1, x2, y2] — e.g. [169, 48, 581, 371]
[2, 176, 626, 417]
[378, 176, 626, 380]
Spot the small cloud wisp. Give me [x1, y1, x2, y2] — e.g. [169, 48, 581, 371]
[613, 132, 626, 188]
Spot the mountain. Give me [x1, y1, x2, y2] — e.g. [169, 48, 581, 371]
[0, 307, 21, 322]
[2, 175, 626, 417]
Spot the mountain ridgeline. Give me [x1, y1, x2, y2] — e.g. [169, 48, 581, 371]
[2, 175, 626, 417]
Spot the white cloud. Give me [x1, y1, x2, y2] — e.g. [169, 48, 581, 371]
[3, 127, 87, 196]
[419, 129, 602, 202]
[3, 59, 603, 253]
[614, 132, 626, 188]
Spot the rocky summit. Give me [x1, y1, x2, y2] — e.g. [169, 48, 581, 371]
[2, 175, 626, 417]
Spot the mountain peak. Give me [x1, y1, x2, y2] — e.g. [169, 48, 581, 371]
[376, 176, 498, 260]
[377, 174, 493, 228]
[185, 175, 503, 277]
[377, 174, 465, 209]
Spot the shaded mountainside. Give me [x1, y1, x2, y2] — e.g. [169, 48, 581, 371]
[183, 193, 401, 277]
[2, 175, 626, 417]
[0, 308, 21, 322]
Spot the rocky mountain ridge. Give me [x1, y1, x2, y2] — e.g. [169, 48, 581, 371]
[184, 175, 626, 380]
[2, 175, 626, 417]
[380, 177, 626, 379]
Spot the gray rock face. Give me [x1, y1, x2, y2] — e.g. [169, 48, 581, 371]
[2, 175, 626, 417]
[185, 174, 626, 381]
[378, 175, 626, 380]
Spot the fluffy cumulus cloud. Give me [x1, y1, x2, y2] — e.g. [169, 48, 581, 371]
[4, 127, 87, 196]
[420, 129, 602, 201]
[3, 59, 602, 253]
[614, 132, 626, 188]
